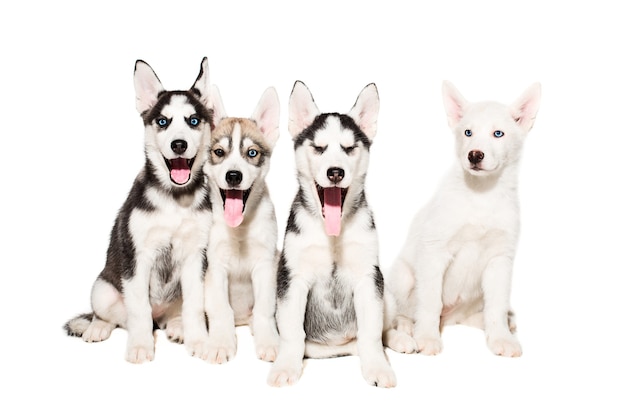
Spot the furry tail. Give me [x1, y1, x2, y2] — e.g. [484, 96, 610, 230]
[64, 313, 94, 337]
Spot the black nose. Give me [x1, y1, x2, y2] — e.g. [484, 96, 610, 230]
[468, 150, 484, 164]
[226, 170, 243, 186]
[171, 140, 188, 155]
[327, 167, 345, 184]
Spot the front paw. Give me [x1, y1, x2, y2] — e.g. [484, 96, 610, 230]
[125, 343, 155, 364]
[487, 334, 522, 357]
[267, 360, 303, 387]
[185, 337, 212, 360]
[255, 331, 280, 362]
[206, 334, 237, 364]
[362, 361, 397, 388]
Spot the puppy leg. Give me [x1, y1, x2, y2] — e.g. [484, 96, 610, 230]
[123, 259, 156, 364]
[250, 258, 280, 362]
[413, 250, 449, 355]
[482, 256, 522, 357]
[204, 265, 237, 364]
[179, 252, 211, 360]
[354, 277, 397, 388]
[267, 279, 308, 387]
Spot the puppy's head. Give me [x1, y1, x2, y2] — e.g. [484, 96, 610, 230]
[134, 57, 213, 189]
[289, 81, 379, 236]
[442, 81, 541, 176]
[205, 86, 280, 227]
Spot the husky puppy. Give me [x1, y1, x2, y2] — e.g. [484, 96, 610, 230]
[267, 81, 396, 388]
[385, 81, 541, 357]
[64, 58, 214, 363]
[202, 86, 281, 364]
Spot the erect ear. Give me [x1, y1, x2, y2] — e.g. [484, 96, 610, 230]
[348, 83, 379, 140]
[442, 80, 468, 128]
[190, 57, 210, 108]
[251, 87, 280, 149]
[288, 80, 319, 138]
[210, 84, 227, 123]
[510, 82, 541, 132]
[134, 60, 164, 114]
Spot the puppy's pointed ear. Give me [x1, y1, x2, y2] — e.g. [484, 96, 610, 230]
[134, 60, 164, 115]
[348, 83, 379, 140]
[252, 87, 280, 149]
[288, 81, 319, 138]
[442, 81, 468, 128]
[510, 82, 541, 132]
[190, 57, 211, 108]
[210, 84, 227, 123]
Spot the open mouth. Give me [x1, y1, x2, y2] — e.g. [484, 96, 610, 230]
[164, 157, 195, 185]
[219, 188, 251, 228]
[316, 183, 348, 237]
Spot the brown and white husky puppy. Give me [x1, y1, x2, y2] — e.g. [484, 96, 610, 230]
[202, 85, 281, 364]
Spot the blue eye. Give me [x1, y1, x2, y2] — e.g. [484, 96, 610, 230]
[464, 129, 472, 137]
[247, 149, 258, 158]
[157, 117, 168, 127]
[189, 117, 199, 126]
[493, 130, 504, 138]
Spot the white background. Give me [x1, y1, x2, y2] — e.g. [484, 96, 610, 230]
[2, 1, 624, 415]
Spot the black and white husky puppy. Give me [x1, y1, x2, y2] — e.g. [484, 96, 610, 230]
[64, 58, 214, 363]
[267, 81, 396, 388]
[202, 85, 281, 364]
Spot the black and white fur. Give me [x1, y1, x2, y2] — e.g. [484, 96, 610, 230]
[64, 58, 214, 363]
[202, 86, 281, 363]
[267, 81, 396, 388]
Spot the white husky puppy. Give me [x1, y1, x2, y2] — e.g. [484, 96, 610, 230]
[267, 81, 396, 388]
[385, 81, 541, 357]
[202, 86, 281, 364]
[64, 58, 214, 363]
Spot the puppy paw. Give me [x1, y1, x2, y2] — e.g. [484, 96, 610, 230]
[415, 336, 443, 355]
[165, 318, 184, 344]
[362, 362, 397, 388]
[267, 362, 303, 387]
[82, 320, 115, 343]
[254, 331, 280, 362]
[384, 329, 417, 354]
[125, 344, 154, 364]
[185, 338, 212, 360]
[487, 335, 522, 357]
[256, 342, 279, 362]
[206, 335, 237, 364]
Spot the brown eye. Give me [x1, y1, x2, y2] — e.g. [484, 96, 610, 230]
[214, 149, 225, 157]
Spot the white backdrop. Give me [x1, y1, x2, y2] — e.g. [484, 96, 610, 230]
[2, 1, 624, 415]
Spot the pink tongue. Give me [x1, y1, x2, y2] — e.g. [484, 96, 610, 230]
[323, 187, 342, 236]
[225, 190, 244, 228]
[170, 158, 191, 185]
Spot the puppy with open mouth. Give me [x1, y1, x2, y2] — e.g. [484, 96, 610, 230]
[64, 58, 214, 363]
[202, 85, 281, 364]
[267, 81, 396, 388]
